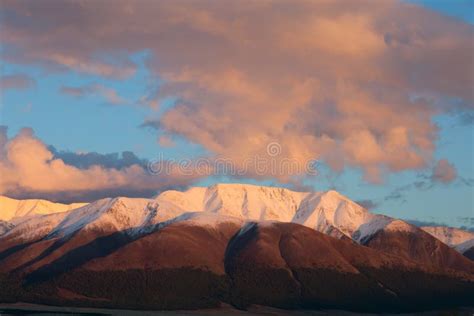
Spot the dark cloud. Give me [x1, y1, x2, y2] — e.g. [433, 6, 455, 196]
[405, 218, 474, 232]
[384, 178, 438, 203]
[457, 216, 474, 227]
[405, 219, 449, 227]
[458, 112, 474, 125]
[140, 119, 161, 130]
[384, 161, 464, 203]
[451, 110, 474, 126]
[384, 183, 412, 203]
[459, 226, 474, 233]
[355, 199, 379, 210]
[460, 177, 474, 187]
[49, 146, 148, 170]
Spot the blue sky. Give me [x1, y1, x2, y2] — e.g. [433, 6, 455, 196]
[407, 0, 474, 24]
[0, 0, 473, 228]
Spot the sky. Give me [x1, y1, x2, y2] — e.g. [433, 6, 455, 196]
[0, 0, 473, 229]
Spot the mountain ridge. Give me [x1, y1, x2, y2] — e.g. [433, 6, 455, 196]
[1, 183, 473, 258]
[0, 196, 87, 222]
[1, 184, 473, 311]
[1, 216, 472, 312]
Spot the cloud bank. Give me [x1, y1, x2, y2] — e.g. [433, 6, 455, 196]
[1, 0, 473, 184]
[0, 127, 202, 202]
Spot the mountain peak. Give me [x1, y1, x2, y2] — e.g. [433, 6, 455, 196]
[0, 195, 88, 222]
[421, 226, 474, 247]
[2, 184, 473, 262]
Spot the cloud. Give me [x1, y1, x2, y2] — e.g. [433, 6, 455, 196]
[384, 159, 461, 203]
[0, 73, 36, 91]
[431, 159, 457, 183]
[457, 112, 474, 125]
[384, 177, 432, 203]
[460, 177, 474, 187]
[384, 184, 410, 203]
[158, 136, 175, 148]
[355, 199, 379, 211]
[49, 147, 147, 170]
[0, 127, 203, 202]
[1, 1, 473, 183]
[405, 219, 449, 228]
[405, 218, 474, 232]
[60, 83, 127, 105]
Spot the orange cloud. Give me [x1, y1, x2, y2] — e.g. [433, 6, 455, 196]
[0, 128, 202, 201]
[1, 0, 472, 183]
[432, 159, 457, 184]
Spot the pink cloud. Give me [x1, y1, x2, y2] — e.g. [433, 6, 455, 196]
[0, 128, 203, 201]
[0, 74, 36, 91]
[1, 1, 472, 183]
[432, 159, 457, 184]
[60, 84, 127, 105]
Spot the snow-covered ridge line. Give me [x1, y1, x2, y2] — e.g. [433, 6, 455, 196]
[0, 184, 386, 243]
[1, 183, 472, 256]
[0, 195, 88, 222]
[421, 226, 474, 248]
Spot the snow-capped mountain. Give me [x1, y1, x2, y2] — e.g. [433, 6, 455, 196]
[456, 239, 474, 254]
[152, 184, 418, 243]
[421, 226, 474, 247]
[0, 195, 87, 222]
[153, 184, 388, 240]
[2, 215, 473, 312]
[1, 197, 157, 244]
[1, 183, 473, 312]
[419, 226, 474, 258]
[0, 184, 396, 247]
[1, 183, 472, 260]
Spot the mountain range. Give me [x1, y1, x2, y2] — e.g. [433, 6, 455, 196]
[0, 183, 473, 312]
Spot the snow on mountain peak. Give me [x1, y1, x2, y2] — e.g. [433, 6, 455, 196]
[44, 197, 159, 239]
[153, 183, 306, 222]
[153, 183, 378, 240]
[1, 184, 387, 243]
[292, 190, 373, 239]
[0, 195, 87, 222]
[384, 219, 417, 233]
[421, 226, 474, 247]
[5, 183, 470, 255]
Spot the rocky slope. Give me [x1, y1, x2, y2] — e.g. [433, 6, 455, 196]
[421, 226, 474, 258]
[421, 226, 474, 247]
[1, 215, 473, 312]
[3, 184, 472, 252]
[1, 184, 379, 247]
[0, 184, 473, 311]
